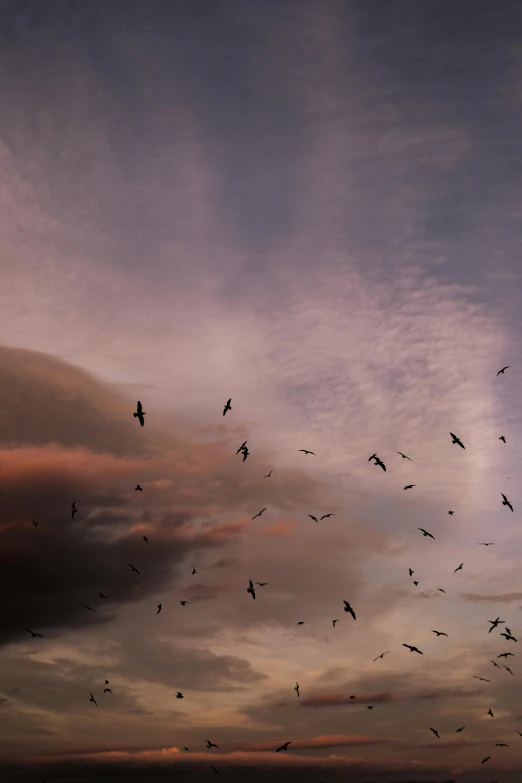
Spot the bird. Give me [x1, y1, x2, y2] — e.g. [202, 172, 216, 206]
[142, 535, 148, 543]
[448, 510, 454, 515]
[418, 528, 435, 539]
[408, 568, 414, 577]
[515, 730, 522, 736]
[373, 456, 386, 471]
[103, 687, 112, 694]
[367, 705, 373, 710]
[180, 600, 188, 606]
[211, 766, 220, 776]
[157, 604, 162, 614]
[397, 452, 412, 460]
[413, 580, 419, 586]
[479, 542, 495, 546]
[343, 601, 356, 620]
[127, 563, 140, 575]
[252, 508, 267, 520]
[450, 432, 465, 449]
[490, 660, 500, 668]
[495, 742, 509, 747]
[206, 740, 218, 749]
[263, 470, 273, 478]
[481, 756, 490, 764]
[456, 727, 465, 732]
[497, 652, 514, 658]
[192, 568, 197, 575]
[133, 401, 146, 426]
[332, 619, 339, 627]
[403, 644, 423, 654]
[294, 682, 300, 698]
[242, 447, 249, 462]
[247, 580, 256, 600]
[98, 592, 108, 599]
[298, 449, 315, 455]
[255, 582, 268, 587]
[81, 603, 96, 612]
[474, 676, 490, 682]
[404, 484, 415, 490]
[373, 651, 390, 662]
[31, 518, 38, 527]
[183, 747, 189, 752]
[308, 514, 319, 523]
[135, 484, 142, 491]
[276, 741, 291, 753]
[504, 665, 514, 675]
[89, 693, 97, 706]
[488, 708, 494, 717]
[297, 621, 304, 625]
[236, 441, 247, 455]
[497, 366, 510, 375]
[436, 588, 446, 593]
[71, 502, 78, 520]
[432, 631, 448, 637]
[501, 493, 513, 511]
[176, 692, 183, 699]
[499, 435, 506, 443]
[489, 617, 505, 632]
[320, 513, 335, 519]
[24, 629, 43, 638]
[500, 632, 518, 642]
[223, 398, 232, 416]
[105, 680, 109, 685]
[430, 728, 440, 738]
[454, 563, 464, 573]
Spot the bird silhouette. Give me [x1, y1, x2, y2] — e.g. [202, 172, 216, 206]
[448, 510, 454, 515]
[242, 447, 249, 462]
[497, 366, 510, 375]
[500, 632, 518, 641]
[157, 603, 162, 614]
[176, 692, 183, 699]
[343, 601, 356, 620]
[489, 617, 505, 632]
[454, 563, 464, 573]
[499, 435, 506, 443]
[32, 518, 38, 527]
[456, 727, 465, 732]
[332, 619, 339, 627]
[135, 484, 142, 491]
[308, 514, 319, 523]
[418, 528, 435, 539]
[413, 580, 419, 586]
[25, 629, 43, 638]
[142, 535, 148, 543]
[504, 665, 514, 675]
[81, 603, 96, 612]
[397, 452, 412, 460]
[320, 513, 335, 520]
[223, 398, 232, 416]
[501, 493, 514, 511]
[263, 470, 273, 478]
[71, 502, 78, 520]
[294, 682, 300, 698]
[488, 708, 494, 716]
[495, 742, 509, 747]
[89, 693, 97, 706]
[105, 680, 109, 684]
[99, 592, 108, 599]
[252, 508, 267, 520]
[247, 580, 256, 600]
[403, 644, 423, 654]
[497, 652, 514, 658]
[133, 401, 146, 426]
[255, 582, 267, 586]
[297, 621, 304, 625]
[373, 651, 390, 662]
[450, 432, 465, 449]
[430, 728, 440, 738]
[206, 740, 218, 749]
[490, 660, 500, 667]
[479, 542, 495, 546]
[515, 730, 522, 736]
[276, 741, 291, 752]
[481, 756, 490, 764]
[127, 563, 140, 575]
[211, 766, 219, 776]
[408, 568, 414, 576]
[436, 588, 446, 593]
[474, 676, 490, 682]
[373, 456, 386, 471]
[298, 449, 315, 455]
[192, 568, 197, 575]
[432, 631, 448, 637]
[236, 441, 247, 454]
[103, 687, 112, 694]
[180, 601, 188, 606]
[404, 484, 415, 490]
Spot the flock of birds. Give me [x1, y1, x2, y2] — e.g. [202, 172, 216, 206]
[18, 365, 522, 778]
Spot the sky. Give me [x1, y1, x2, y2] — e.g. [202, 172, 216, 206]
[1, 0, 522, 781]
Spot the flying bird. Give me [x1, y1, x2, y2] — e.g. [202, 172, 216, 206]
[397, 452, 412, 460]
[450, 432, 465, 449]
[263, 470, 273, 478]
[133, 401, 146, 426]
[211, 766, 220, 776]
[308, 514, 319, 523]
[24, 629, 43, 638]
[157, 604, 162, 614]
[436, 588, 446, 593]
[180, 601, 188, 606]
[252, 508, 267, 519]
[71, 502, 78, 519]
[105, 680, 109, 685]
[501, 493, 513, 511]
[223, 398, 232, 416]
[497, 366, 510, 375]
[432, 631, 448, 637]
[413, 581, 419, 586]
[192, 568, 197, 575]
[236, 441, 247, 454]
[504, 665, 514, 675]
[488, 617, 505, 632]
[515, 730, 522, 736]
[488, 708, 494, 717]
[127, 563, 140, 574]
[448, 510, 454, 515]
[373, 651, 390, 662]
[500, 632, 518, 641]
[176, 692, 184, 699]
[247, 580, 256, 600]
[242, 447, 249, 462]
[343, 601, 356, 620]
[430, 728, 440, 738]
[89, 693, 97, 706]
[298, 449, 315, 455]
[98, 593, 108, 599]
[294, 682, 300, 698]
[496, 742, 509, 747]
[474, 676, 490, 682]
[255, 582, 267, 586]
[135, 485, 142, 491]
[497, 652, 514, 658]
[499, 436, 506, 443]
[479, 542, 495, 546]
[276, 741, 291, 753]
[333, 619, 339, 627]
[404, 484, 415, 490]
[403, 644, 423, 654]
[456, 727, 465, 732]
[81, 603, 96, 612]
[373, 456, 386, 471]
[418, 528, 435, 539]
[481, 756, 490, 764]
[408, 569, 414, 577]
[31, 518, 38, 527]
[490, 660, 500, 668]
[454, 563, 464, 573]
[103, 688, 112, 694]
[206, 740, 218, 749]
[320, 513, 335, 519]
[142, 535, 148, 543]
[297, 621, 304, 625]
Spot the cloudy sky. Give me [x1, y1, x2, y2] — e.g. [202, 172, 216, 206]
[1, 1, 522, 781]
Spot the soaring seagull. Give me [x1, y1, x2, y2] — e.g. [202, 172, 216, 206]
[418, 528, 435, 539]
[298, 449, 315, 455]
[497, 366, 510, 375]
[343, 601, 356, 620]
[397, 452, 412, 460]
[223, 398, 232, 416]
[133, 400, 146, 426]
[450, 432, 465, 449]
[501, 493, 514, 512]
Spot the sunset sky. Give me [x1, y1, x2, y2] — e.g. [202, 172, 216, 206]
[2, 1, 522, 781]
